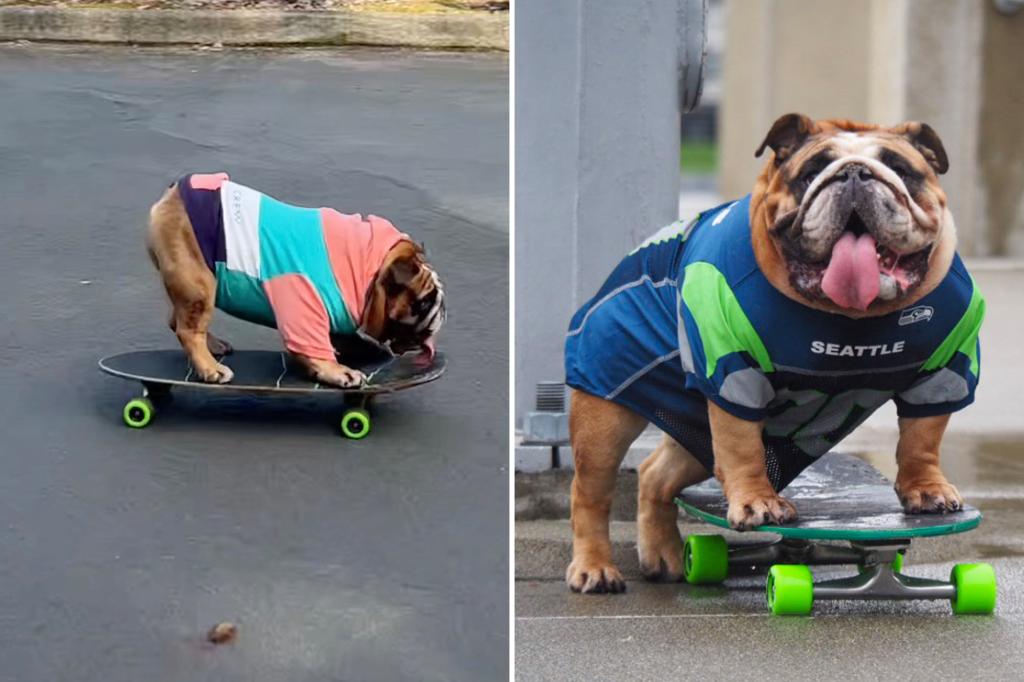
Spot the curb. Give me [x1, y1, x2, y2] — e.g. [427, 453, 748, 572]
[0, 6, 508, 50]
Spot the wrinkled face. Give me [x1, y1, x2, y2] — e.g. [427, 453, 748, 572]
[380, 259, 446, 357]
[756, 114, 950, 311]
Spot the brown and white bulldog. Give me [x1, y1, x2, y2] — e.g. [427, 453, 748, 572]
[564, 114, 982, 594]
[146, 173, 445, 387]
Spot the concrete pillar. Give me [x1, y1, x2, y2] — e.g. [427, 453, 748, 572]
[514, 0, 704, 423]
[719, 0, 873, 201]
[902, 0, 984, 255]
[978, 0, 1024, 256]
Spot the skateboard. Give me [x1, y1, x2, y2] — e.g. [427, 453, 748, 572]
[674, 452, 996, 616]
[98, 349, 446, 439]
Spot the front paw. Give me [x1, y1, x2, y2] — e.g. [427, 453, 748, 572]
[316, 365, 366, 389]
[566, 558, 626, 594]
[895, 478, 963, 514]
[197, 363, 234, 384]
[726, 491, 797, 531]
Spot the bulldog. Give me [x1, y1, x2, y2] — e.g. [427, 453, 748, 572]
[563, 115, 984, 593]
[147, 173, 445, 387]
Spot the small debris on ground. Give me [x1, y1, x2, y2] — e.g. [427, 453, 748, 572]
[207, 621, 238, 644]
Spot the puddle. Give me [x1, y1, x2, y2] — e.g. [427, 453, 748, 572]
[971, 543, 1024, 559]
[854, 435, 1024, 495]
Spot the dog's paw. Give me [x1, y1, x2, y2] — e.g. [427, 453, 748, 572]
[726, 492, 797, 531]
[566, 559, 626, 594]
[198, 363, 234, 384]
[317, 366, 366, 389]
[896, 479, 963, 514]
[637, 539, 685, 583]
[637, 518, 685, 582]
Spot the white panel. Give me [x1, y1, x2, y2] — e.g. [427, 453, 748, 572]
[220, 181, 262, 278]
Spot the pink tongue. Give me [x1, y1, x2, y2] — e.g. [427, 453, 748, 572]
[422, 337, 436, 360]
[821, 232, 880, 310]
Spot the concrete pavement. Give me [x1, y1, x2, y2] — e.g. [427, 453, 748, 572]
[516, 489, 1024, 681]
[0, 44, 507, 681]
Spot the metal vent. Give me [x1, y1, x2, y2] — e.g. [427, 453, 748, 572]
[521, 381, 569, 445]
[536, 381, 566, 412]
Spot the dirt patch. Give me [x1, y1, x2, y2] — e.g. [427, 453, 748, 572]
[0, 0, 508, 12]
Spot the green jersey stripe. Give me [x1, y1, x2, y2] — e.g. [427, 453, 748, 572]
[921, 277, 984, 377]
[681, 261, 774, 378]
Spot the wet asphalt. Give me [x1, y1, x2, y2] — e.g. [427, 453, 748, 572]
[0, 44, 508, 681]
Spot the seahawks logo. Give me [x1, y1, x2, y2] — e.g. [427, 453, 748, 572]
[899, 306, 934, 326]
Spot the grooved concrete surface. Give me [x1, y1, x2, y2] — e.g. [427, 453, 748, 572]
[0, 44, 508, 681]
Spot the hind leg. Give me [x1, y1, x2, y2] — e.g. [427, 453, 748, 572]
[148, 186, 233, 384]
[566, 390, 648, 594]
[637, 434, 711, 581]
[169, 275, 234, 384]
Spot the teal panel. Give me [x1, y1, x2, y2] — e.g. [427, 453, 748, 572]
[257, 195, 356, 335]
[215, 263, 277, 328]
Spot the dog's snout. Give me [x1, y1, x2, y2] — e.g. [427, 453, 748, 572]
[836, 163, 873, 183]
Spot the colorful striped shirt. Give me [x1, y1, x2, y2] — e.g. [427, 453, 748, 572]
[177, 172, 407, 360]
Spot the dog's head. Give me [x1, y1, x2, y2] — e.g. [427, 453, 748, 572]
[750, 113, 955, 315]
[361, 240, 446, 358]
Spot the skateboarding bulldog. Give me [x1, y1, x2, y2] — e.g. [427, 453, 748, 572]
[564, 114, 984, 593]
[147, 173, 445, 387]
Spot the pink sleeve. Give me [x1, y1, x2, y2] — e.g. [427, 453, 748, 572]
[263, 274, 337, 361]
[189, 172, 230, 190]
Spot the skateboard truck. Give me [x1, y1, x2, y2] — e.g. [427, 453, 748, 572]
[683, 533, 996, 616]
[676, 453, 997, 616]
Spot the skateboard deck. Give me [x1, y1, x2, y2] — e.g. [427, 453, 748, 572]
[675, 452, 981, 540]
[99, 349, 446, 438]
[99, 349, 446, 395]
[673, 452, 995, 616]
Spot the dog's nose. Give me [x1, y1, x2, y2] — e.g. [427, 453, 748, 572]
[836, 163, 873, 183]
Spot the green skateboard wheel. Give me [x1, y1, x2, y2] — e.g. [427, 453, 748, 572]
[341, 408, 371, 439]
[950, 563, 996, 615]
[766, 565, 814, 615]
[683, 534, 729, 585]
[123, 397, 154, 428]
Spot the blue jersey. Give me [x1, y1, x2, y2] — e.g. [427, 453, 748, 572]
[565, 195, 984, 490]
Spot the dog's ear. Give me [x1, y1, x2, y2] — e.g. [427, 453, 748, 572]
[388, 258, 421, 287]
[362, 274, 389, 337]
[756, 113, 818, 164]
[893, 121, 949, 175]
